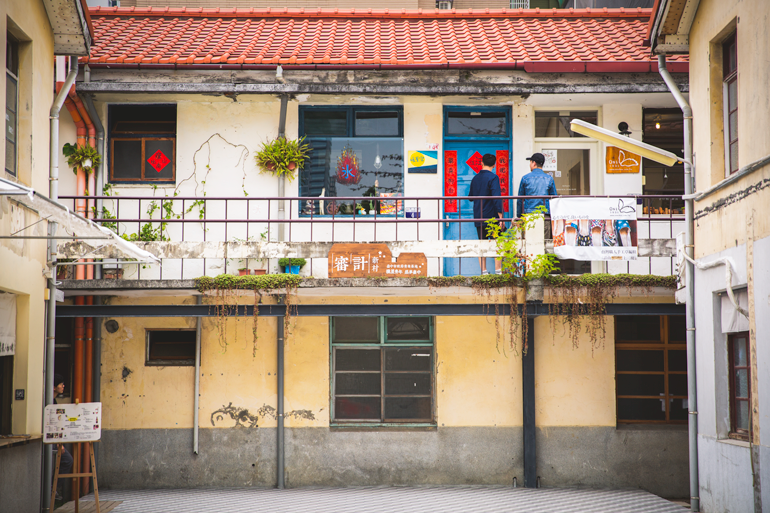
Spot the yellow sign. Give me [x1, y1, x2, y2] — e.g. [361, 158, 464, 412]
[407, 150, 438, 174]
[606, 146, 641, 174]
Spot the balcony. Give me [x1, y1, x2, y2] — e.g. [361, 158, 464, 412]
[56, 194, 683, 281]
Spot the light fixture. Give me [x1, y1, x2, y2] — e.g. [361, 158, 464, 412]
[373, 144, 382, 170]
[618, 122, 631, 137]
[656, 122, 661, 130]
[570, 119, 684, 167]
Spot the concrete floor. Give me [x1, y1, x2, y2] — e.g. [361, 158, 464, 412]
[73, 486, 690, 513]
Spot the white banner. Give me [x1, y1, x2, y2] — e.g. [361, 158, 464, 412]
[550, 198, 638, 261]
[0, 294, 16, 357]
[44, 402, 102, 443]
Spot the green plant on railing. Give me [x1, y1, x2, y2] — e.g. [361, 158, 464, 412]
[255, 136, 311, 182]
[63, 143, 101, 174]
[484, 206, 559, 280]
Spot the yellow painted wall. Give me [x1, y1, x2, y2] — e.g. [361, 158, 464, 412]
[688, 0, 770, 257]
[0, 0, 57, 435]
[99, 293, 634, 432]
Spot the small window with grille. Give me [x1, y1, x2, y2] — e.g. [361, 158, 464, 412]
[331, 316, 434, 426]
[146, 329, 196, 366]
[109, 104, 176, 183]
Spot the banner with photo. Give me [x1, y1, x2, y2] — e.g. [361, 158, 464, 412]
[550, 197, 638, 261]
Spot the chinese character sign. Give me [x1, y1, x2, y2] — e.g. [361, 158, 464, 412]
[328, 243, 428, 278]
[550, 197, 638, 261]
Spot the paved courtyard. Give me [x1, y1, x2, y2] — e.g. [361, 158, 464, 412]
[74, 486, 688, 513]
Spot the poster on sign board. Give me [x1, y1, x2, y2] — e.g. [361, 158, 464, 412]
[550, 197, 638, 261]
[44, 402, 102, 443]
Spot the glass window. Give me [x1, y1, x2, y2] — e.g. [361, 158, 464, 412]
[5, 32, 19, 176]
[535, 111, 598, 138]
[299, 107, 404, 216]
[447, 111, 507, 136]
[331, 316, 434, 425]
[723, 33, 739, 175]
[615, 316, 687, 424]
[728, 332, 750, 439]
[109, 104, 176, 183]
[146, 330, 196, 366]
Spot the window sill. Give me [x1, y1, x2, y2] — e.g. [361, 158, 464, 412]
[330, 423, 436, 432]
[108, 183, 175, 188]
[718, 438, 751, 448]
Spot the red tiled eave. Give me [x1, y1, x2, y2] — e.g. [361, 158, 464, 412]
[83, 7, 689, 72]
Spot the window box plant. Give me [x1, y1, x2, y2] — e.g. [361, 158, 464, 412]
[62, 142, 101, 174]
[255, 136, 311, 182]
[279, 257, 306, 275]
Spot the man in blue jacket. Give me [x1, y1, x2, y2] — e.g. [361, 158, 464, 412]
[517, 153, 558, 237]
[469, 153, 504, 275]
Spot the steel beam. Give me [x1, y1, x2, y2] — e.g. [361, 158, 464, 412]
[522, 316, 536, 488]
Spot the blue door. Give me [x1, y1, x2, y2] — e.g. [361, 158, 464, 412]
[443, 141, 510, 277]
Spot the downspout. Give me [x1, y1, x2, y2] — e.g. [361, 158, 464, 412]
[194, 296, 202, 454]
[658, 54, 699, 513]
[276, 94, 288, 490]
[44, 56, 78, 513]
[81, 91, 104, 281]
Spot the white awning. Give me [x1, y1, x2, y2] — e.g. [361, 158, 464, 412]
[0, 177, 160, 264]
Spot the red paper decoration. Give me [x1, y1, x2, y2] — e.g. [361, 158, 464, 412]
[147, 149, 170, 173]
[496, 150, 510, 213]
[444, 151, 458, 214]
[466, 151, 483, 173]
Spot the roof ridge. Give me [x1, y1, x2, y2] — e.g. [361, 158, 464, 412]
[89, 6, 652, 19]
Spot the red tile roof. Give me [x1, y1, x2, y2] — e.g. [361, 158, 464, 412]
[83, 7, 688, 72]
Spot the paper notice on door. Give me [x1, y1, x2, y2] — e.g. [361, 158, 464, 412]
[541, 150, 557, 171]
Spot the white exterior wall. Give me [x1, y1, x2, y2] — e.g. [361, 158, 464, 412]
[57, 92, 681, 279]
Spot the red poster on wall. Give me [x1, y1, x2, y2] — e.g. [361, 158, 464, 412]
[444, 150, 458, 213]
[496, 150, 510, 213]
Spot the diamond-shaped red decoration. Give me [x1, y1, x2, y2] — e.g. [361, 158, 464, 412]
[466, 151, 483, 173]
[147, 150, 170, 173]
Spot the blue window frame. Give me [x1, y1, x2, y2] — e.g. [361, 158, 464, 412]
[299, 106, 404, 216]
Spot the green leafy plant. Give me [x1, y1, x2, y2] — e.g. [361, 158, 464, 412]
[484, 206, 559, 280]
[62, 143, 101, 174]
[278, 257, 306, 268]
[255, 136, 311, 182]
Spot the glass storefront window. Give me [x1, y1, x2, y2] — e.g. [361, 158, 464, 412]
[535, 111, 598, 138]
[300, 107, 404, 216]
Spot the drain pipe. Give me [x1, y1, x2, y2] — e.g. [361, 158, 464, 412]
[194, 296, 202, 454]
[277, 94, 288, 245]
[43, 56, 78, 513]
[81, 91, 104, 280]
[277, 295, 285, 489]
[658, 54, 699, 513]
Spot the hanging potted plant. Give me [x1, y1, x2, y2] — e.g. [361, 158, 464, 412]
[255, 136, 311, 182]
[62, 143, 101, 174]
[279, 257, 306, 275]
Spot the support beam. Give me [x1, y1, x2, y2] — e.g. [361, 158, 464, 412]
[522, 316, 536, 488]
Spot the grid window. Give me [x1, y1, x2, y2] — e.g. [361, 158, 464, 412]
[728, 332, 750, 440]
[331, 316, 434, 425]
[299, 107, 404, 216]
[146, 329, 196, 366]
[5, 33, 19, 176]
[109, 105, 176, 183]
[615, 316, 687, 423]
[723, 33, 738, 175]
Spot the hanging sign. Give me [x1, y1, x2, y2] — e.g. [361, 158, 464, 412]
[407, 151, 438, 174]
[44, 402, 102, 443]
[328, 243, 427, 278]
[0, 294, 15, 357]
[550, 197, 638, 261]
[606, 147, 641, 173]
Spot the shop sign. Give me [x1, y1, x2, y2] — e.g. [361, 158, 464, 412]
[550, 197, 638, 261]
[407, 150, 438, 173]
[328, 243, 427, 278]
[606, 146, 641, 173]
[44, 402, 102, 443]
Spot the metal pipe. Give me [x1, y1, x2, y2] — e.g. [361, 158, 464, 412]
[522, 317, 536, 487]
[194, 296, 202, 454]
[658, 54, 699, 513]
[277, 94, 288, 245]
[277, 295, 285, 489]
[81, 93, 105, 280]
[44, 56, 78, 513]
[92, 297, 101, 474]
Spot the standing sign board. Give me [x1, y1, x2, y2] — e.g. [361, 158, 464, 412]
[44, 402, 102, 443]
[328, 243, 427, 278]
[550, 197, 638, 261]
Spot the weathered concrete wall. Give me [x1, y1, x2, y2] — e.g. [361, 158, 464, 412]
[0, 441, 42, 513]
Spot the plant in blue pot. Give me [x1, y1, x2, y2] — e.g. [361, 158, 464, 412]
[279, 257, 306, 275]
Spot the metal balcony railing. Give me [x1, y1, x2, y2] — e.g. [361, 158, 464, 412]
[58, 194, 684, 280]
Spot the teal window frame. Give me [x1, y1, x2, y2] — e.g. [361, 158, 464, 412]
[330, 316, 435, 427]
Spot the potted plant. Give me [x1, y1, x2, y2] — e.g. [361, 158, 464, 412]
[255, 136, 311, 182]
[279, 257, 306, 275]
[62, 143, 101, 174]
